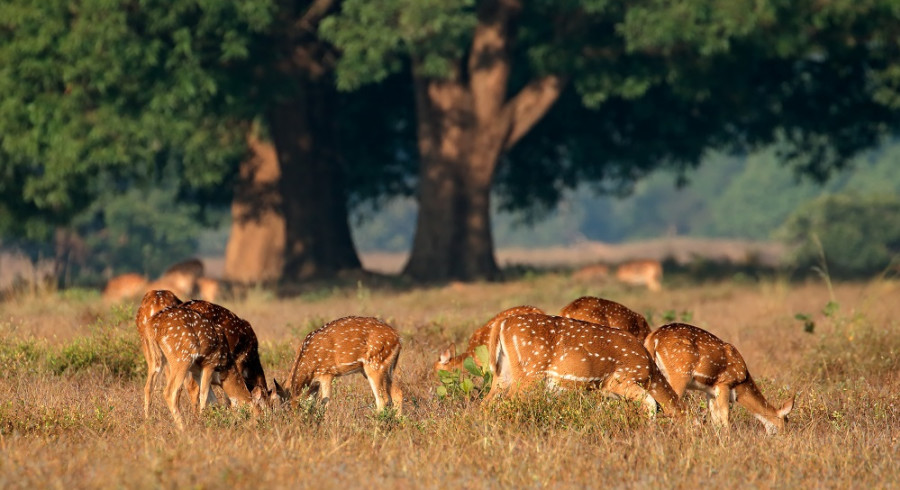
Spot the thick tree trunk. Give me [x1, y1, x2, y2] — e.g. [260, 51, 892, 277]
[403, 0, 565, 282]
[224, 135, 285, 283]
[267, 77, 361, 281]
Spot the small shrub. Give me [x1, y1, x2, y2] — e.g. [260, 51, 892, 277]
[435, 345, 492, 399]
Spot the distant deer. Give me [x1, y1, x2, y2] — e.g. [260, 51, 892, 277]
[179, 300, 268, 404]
[644, 323, 795, 434]
[146, 304, 268, 430]
[136, 290, 183, 418]
[485, 314, 685, 418]
[615, 259, 663, 292]
[572, 263, 611, 281]
[559, 296, 652, 342]
[434, 305, 545, 375]
[196, 277, 220, 302]
[104, 273, 150, 303]
[279, 316, 403, 414]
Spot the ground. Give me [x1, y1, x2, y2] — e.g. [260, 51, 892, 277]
[0, 271, 897, 488]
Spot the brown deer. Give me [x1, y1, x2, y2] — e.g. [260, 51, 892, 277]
[485, 314, 685, 418]
[146, 304, 267, 430]
[615, 259, 663, 291]
[559, 296, 652, 342]
[179, 300, 268, 403]
[434, 305, 545, 375]
[136, 290, 183, 418]
[104, 273, 150, 303]
[643, 323, 795, 434]
[280, 316, 403, 414]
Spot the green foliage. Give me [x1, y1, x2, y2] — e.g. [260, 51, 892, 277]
[779, 194, 900, 277]
[46, 308, 142, 379]
[435, 345, 492, 399]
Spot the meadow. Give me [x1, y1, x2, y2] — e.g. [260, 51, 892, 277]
[0, 271, 898, 488]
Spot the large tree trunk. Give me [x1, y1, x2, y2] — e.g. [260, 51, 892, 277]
[403, 0, 565, 282]
[268, 76, 361, 281]
[224, 134, 285, 283]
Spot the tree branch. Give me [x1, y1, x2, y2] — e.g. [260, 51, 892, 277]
[295, 0, 338, 33]
[468, 0, 522, 123]
[502, 75, 568, 150]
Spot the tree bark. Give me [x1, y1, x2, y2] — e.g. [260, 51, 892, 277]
[403, 0, 565, 282]
[224, 134, 285, 283]
[267, 76, 360, 281]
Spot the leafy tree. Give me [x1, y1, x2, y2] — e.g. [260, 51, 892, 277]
[0, 0, 414, 284]
[323, 0, 900, 281]
[779, 194, 900, 278]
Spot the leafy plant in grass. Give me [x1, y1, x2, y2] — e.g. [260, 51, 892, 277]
[436, 345, 492, 400]
[46, 307, 142, 379]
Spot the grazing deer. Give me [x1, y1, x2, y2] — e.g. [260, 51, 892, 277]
[104, 273, 150, 303]
[434, 305, 545, 375]
[196, 277, 220, 302]
[572, 263, 611, 281]
[485, 314, 685, 418]
[281, 316, 402, 414]
[615, 259, 663, 292]
[643, 323, 795, 434]
[136, 290, 183, 418]
[179, 300, 268, 403]
[559, 296, 652, 342]
[147, 304, 267, 430]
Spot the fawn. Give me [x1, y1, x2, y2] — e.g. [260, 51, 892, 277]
[146, 304, 267, 430]
[485, 313, 685, 418]
[434, 305, 545, 375]
[644, 323, 795, 434]
[279, 316, 403, 414]
[560, 296, 652, 342]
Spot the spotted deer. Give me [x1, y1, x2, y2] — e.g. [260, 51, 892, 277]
[147, 304, 267, 430]
[644, 323, 795, 434]
[136, 290, 183, 418]
[434, 305, 545, 375]
[615, 259, 663, 292]
[560, 296, 652, 342]
[179, 300, 268, 404]
[280, 316, 403, 414]
[485, 314, 685, 418]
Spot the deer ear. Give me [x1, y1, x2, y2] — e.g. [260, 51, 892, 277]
[251, 386, 264, 402]
[273, 379, 289, 399]
[778, 394, 796, 418]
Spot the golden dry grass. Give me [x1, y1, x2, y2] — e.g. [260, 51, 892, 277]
[1, 273, 898, 488]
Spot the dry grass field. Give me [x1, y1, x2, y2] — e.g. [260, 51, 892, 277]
[1, 272, 898, 488]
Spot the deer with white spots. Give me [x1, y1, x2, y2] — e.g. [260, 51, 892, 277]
[179, 300, 269, 404]
[644, 323, 795, 434]
[280, 316, 403, 414]
[136, 289, 183, 418]
[146, 303, 268, 430]
[559, 296, 652, 342]
[434, 305, 545, 375]
[485, 314, 685, 418]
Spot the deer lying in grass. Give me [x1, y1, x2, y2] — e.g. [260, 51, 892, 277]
[146, 304, 267, 430]
[433, 305, 545, 375]
[559, 296, 652, 342]
[278, 316, 402, 414]
[179, 300, 268, 405]
[485, 313, 685, 418]
[644, 323, 795, 434]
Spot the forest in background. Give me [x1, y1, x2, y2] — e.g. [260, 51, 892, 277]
[351, 141, 900, 250]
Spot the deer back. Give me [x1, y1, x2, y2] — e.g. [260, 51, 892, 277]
[288, 316, 401, 393]
[136, 289, 183, 340]
[560, 296, 652, 342]
[643, 323, 750, 387]
[615, 260, 663, 291]
[180, 299, 267, 391]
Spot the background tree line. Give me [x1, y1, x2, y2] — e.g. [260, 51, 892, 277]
[2, 0, 900, 286]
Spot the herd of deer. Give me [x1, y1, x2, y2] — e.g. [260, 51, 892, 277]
[138, 283, 794, 434]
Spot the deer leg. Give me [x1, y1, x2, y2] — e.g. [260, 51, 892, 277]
[709, 383, 731, 430]
[143, 345, 166, 419]
[363, 364, 389, 411]
[183, 375, 201, 414]
[164, 363, 190, 431]
[198, 365, 216, 413]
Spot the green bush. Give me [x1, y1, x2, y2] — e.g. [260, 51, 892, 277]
[778, 194, 900, 278]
